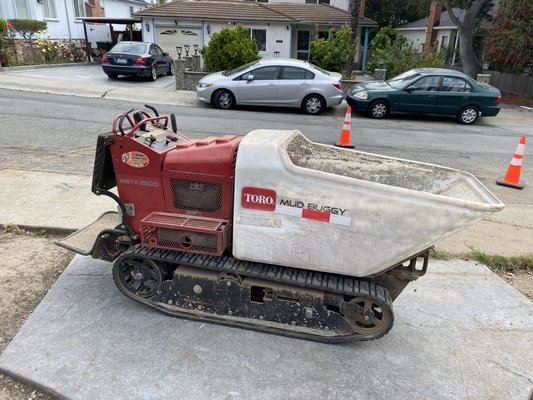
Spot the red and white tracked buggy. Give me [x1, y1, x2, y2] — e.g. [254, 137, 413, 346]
[57, 105, 504, 342]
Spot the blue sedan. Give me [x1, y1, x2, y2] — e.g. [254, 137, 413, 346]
[346, 68, 501, 124]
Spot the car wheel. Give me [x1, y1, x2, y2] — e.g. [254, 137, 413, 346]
[107, 73, 118, 79]
[149, 64, 157, 81]
[457, 105, 479, 124]
[167, 61, 175, 76]
[214, 89, 235, 110]
[302, 94, 325, 115]
[368, 100, 389, 119]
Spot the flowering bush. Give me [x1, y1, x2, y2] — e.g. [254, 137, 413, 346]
[0, 18, 14, 65]
[62, 42, 86, 62]
[35, 30, 62, 62]
[34, 31, 86, 63]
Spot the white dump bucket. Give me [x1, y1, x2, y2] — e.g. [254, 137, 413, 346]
[232, 130, 504, 277]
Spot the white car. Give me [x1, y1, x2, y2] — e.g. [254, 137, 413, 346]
[196, 58, 343, 115]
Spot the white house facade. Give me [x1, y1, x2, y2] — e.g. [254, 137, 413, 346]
[136, 0, 377, 70]
[397, 9, 464, 64]
[0, 0, 146, 45]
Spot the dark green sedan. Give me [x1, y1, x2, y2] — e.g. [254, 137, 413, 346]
[346, 68, 501, 124]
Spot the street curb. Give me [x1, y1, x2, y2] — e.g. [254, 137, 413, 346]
[0, 62, 89, 72]
[2, 224, 76, 236]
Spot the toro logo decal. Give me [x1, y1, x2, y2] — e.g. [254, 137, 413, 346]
[241, 187, 276, 212]
[122, 151, 149, 168]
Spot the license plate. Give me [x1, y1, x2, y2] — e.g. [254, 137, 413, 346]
[116, 58, 127, 64]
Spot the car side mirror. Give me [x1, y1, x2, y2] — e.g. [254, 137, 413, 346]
[163, 52, 169, 56]
[246, 74, 254, 82]
[405, 85, 415, 92]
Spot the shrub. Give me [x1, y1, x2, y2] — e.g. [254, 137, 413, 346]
[310, 26, 355, 74]
[0, 18, 14, 66]
[62, 42, 86, 62]
[201, 25, 260, 72]
[8, 19, 46, 48]
[35, 31, 61, 62]
[367, 26, 445, 79]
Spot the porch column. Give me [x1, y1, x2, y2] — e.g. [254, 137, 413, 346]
[362, 27, 370, 74]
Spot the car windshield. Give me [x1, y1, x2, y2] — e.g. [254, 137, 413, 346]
[387, 70, 423, 89]
[224, 60, 260, 76]
[110, 43, 147, 54]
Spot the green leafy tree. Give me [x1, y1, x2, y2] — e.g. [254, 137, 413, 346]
[486, 0, 533, 73]
[367, 26, 445, 78]
[310, 26, 355, 74]
[365, 0, 432, 27]
[8, 19, 47, 49]
[201, 25, 260, 72]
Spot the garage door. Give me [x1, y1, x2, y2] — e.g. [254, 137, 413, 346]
[155, 27, 202, 56]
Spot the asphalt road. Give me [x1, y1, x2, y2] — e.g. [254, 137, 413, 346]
[0, 88, 531, 206]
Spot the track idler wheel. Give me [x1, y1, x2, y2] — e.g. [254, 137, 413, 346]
[340, 296, 393, 339]
[113, 254, 162, 298]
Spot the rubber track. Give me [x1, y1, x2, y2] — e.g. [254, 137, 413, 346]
[127, 245, 392, 306]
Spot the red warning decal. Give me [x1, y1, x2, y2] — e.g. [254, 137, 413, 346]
[241, 187, 276, 212]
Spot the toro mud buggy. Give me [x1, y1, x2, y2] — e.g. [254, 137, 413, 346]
[57, 105, 504, 342]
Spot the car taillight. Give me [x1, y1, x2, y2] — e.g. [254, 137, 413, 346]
[102, 54, 109, 63]
[496, 95, 501, 104]
[134, 56, 147, 65]
[332, 82, 342, 91]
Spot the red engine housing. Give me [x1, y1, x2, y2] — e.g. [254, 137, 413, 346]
[109, 117, 241, 256]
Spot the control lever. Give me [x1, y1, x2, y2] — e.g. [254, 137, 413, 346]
[133, 111, 147, 134]
[170, 113, 177, 133]
[165, 134, 179, 145]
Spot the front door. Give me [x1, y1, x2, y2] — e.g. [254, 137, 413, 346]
[296, 31, 310, 61]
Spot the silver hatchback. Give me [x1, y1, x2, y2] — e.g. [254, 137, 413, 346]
[196, 59, 343, 115]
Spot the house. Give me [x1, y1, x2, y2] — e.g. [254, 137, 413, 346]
[0, 0, 147, 60]
[396, 8, 464, 64]
[134, 0, 377, 71]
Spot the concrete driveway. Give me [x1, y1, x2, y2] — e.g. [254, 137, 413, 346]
[4, 63, 176, 91]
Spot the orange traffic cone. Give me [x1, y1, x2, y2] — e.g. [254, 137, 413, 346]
[497, 135, 526, 189]
[335, 106, 355, 149]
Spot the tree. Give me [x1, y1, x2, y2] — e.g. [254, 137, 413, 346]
[365, 0, 432, 27]
[311, 26, 355, 73]
[443, 0, 490, 77]
[147, 0, 170, 7]
[201, 25, 260, 72]
[367, 26, 445, 78]
[344, 0, 361, 76]
[485, 0, 533, 73]
[8, 19, 46, 49]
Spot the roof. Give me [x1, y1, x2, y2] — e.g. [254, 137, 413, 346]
[266, 3, 377, 26]
[135, 0, 377, 26]
[397, 9, 464, 30]
[76, 17, 142, 24]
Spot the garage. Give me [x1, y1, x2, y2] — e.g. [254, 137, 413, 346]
[155, 27, 202, 57]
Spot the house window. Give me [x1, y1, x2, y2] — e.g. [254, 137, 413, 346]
[15, 0, 29, 19]
[319, 0, 330, 4]
[43, 0, 57, 19]
[251, 29, 266, 52]
[73, 0, 86, 17]
[256, 0, 268, 3]
[305, 0, 318, 3]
